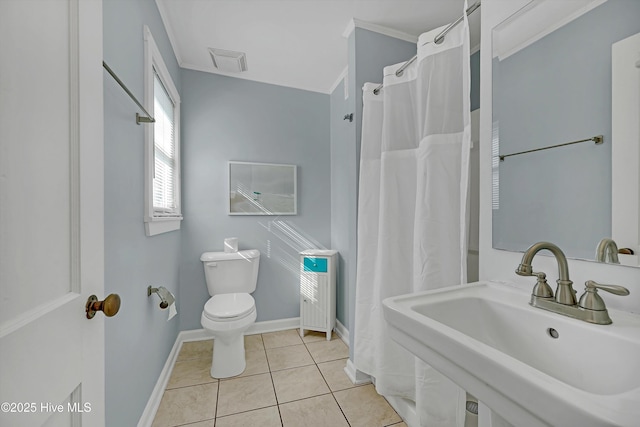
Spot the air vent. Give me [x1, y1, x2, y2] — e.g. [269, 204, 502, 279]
[208, 48, 248, 73]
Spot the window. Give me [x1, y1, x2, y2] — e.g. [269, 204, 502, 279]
[144, 26, 182, 236]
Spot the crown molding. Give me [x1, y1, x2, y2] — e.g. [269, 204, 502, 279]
[492, 0, 605, 60]
[342, 18, 418, 43]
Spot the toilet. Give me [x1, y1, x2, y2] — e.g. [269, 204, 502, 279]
[200, 249, 260, 378]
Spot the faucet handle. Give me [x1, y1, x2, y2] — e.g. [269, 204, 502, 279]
[585, 280, 630, 296]
[578, 280, 630, 311]
[532, 272, 554, 298]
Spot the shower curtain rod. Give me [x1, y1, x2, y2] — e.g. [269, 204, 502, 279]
[102, 61, 155, 125]
[373, 1, 480, 95]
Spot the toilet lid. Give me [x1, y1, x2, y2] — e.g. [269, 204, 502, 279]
[204, 293, 255, 319]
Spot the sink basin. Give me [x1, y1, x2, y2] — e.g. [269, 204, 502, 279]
[382, 281, 640, 426]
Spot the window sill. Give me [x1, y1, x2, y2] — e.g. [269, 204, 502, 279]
[145, 216, 182, 237]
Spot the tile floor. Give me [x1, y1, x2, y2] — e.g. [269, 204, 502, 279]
[152, 329, 407, 427]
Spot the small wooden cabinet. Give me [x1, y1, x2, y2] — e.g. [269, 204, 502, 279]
[299, 250, 338, 340]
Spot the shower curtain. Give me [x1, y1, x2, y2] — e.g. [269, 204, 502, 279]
[353, 4, 471, 427]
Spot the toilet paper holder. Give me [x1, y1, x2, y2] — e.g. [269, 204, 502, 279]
[147, 285, 175, 309]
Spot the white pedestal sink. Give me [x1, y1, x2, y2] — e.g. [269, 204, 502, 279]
[382, 281, 640, 427]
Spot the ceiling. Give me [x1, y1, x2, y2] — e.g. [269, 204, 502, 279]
[155, 0, 481, 94]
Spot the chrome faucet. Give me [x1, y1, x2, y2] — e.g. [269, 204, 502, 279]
[595, 238, 620, 264]
[516, 241, 630, 325]
[516, 241, 576, 305]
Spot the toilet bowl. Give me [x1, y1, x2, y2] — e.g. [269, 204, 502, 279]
[200, 292, 256, 378]
[200, 249, 260, 378]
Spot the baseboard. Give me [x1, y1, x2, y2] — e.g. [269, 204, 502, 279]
[246, 317, 300, 335]
[137, 317, 301, 426]
[334, 319, 349, 345]
[343, 358, 372, 386]
[137, 329, 190, 427]
[179, 328, 211, 342]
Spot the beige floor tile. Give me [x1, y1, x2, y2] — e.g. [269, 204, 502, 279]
[157, 330, 411, 427]
[334, 384, 401, 427]
[301, 330, 336, 343]
[305, 338, 349, 363]
[279, 394, 349, 427]
[177, 339, 213, 362]
[262, 329, 303, 349]
[151, 382, 217, 427]
[166, 357, 217, 389]
[215, 406, 282, 427]
[265, 344, 314, 371]
[316, 358, 358, 391]
[271, 364, 330, 403]
[244, 333, 265, 352]
[216, 373, 277, 417]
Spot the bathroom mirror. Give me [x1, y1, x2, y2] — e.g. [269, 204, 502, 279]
[228, 161, 297, 215]
[491, 0, 640, 266]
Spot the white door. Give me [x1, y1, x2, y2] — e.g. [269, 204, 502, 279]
[0, 1, 106, 426]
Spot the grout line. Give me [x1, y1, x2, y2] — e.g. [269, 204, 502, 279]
[263, 332, 285, 426]
[268, 362, 316, 373]
[316, 354, 334, 392]
[214, 372, 220, 421]
[276, 405, 284, 426]
[174, 418, 215, 427]
[263, 340, 305, 350]
[330, 387, 352, 426]
[216, 404, 280, 422]
[311, 337, 351, 426]
[164, 378, 218, 391]
[263, 346, 280, 373]
[268, 358, 280, 404]
[277, 391, 334, 407]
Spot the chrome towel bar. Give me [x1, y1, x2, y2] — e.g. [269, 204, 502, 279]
[103, 61, 155, 125]
[499, 135, 603, 162]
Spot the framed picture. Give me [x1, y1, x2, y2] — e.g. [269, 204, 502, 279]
[228, 161, 297, 215]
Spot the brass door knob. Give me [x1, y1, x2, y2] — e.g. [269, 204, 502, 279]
[86, 294, 121, 319]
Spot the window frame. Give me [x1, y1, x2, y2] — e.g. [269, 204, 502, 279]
[143, 25, 182, 236]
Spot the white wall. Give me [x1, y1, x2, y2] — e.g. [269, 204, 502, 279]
[479, 0, 640, 314]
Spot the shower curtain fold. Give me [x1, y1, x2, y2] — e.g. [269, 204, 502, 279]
[353, 2, 471, 426]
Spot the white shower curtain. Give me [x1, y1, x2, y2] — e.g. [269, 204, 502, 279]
[353, 4, 471, 426]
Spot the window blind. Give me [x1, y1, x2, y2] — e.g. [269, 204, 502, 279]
[153, 69, 178, 215]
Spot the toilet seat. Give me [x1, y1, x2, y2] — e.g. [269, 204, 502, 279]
[203, 293, 255, 321]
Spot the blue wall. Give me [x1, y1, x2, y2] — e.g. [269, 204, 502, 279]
[103, 0, 181, 426]
[179, 70, 331, 331]
[329, 78, 354, 331]
[329, 28, 417, 357]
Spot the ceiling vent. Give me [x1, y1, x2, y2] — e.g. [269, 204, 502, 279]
[208, 48, 248, 73]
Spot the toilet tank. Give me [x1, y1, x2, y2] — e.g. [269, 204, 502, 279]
[200, 249, 260, 295]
